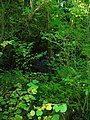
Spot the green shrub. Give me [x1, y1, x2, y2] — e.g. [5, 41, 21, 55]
[0, 80, 68, 120]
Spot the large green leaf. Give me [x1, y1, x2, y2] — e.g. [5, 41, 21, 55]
[18, 101, 28, 111]
[53, 104, 60, 113]
[22, 94, 30, 102]
[59, 103, 67, 113]
[36, 109, 43, 116]
[0, 97, 3, 102]
[14, 115, 22, 120]
[53, 103, 67, 113]
[51, 114, 60, 120]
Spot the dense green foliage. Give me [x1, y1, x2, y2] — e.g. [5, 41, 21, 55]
[0, 0, 89, 120]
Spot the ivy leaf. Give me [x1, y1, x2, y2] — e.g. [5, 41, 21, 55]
[53, 104, 60, 112]
[53, 104, 67, 113]
[45, 103, 52, 111]
[18, 101, 28, 111]
[11, 91, 19, 98]
[51, 114, 59, 120]
[15, 83, 22, 89]
[22, 94, 30, 102]
[14, 115, 22, 120]
[3, 111, 8, 114]
[32, 80, 39, 84]
[31, 88, 37, 94]
[0, 97, 3, 102]
[9, 98, 17, 105]
[27, 82, 35, 87]
[1, 41, 12, 47]
[59, 103, 67, 113]
[3, 115, 8, 120]
[27, 113, 33, 119]
[15, 109, 22, 114]
[27, 82, 38, 89]
[29, 95, 36, 100]
[30, 110, 35, 117]
[36, 109, 43, 116]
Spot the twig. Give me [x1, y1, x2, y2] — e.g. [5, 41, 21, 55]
[28, 1, 49, 21]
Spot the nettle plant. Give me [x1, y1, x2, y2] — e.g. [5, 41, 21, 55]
[0, 80, 67, 120]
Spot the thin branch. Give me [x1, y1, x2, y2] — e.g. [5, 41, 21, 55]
[28, 1, 49, 21]
[30, 0, 33, 10]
